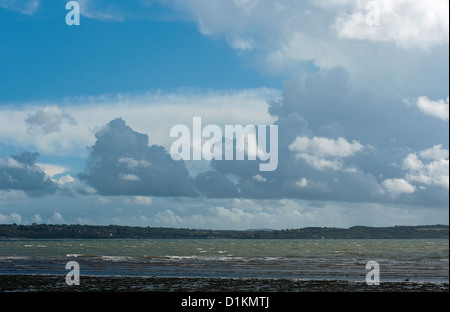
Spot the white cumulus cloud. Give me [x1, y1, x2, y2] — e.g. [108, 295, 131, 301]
[290, 136, 364, 158]
[382, 178, 416, 196]
[324, 0, 449, 49]
[124, 196, 152, 206]
[0, 212, 23, 224]
[402, 146, 449, 190]
[289, 136, 364, 171]
[416, 96, 449, 122]
[383, 145, 449, 196]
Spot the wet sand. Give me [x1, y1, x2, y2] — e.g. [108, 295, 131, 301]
[0, 274, 448, 292]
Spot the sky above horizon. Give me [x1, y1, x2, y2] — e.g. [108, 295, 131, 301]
[0, 0, 449, 230]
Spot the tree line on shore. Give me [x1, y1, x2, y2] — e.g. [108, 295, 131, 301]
[0, 224, 448, 239]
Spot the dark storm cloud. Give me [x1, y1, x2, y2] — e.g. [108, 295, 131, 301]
[0, 152, 58, 197]
[79, 118, 198, 197]
[199, 67, 448, 206]
[269, 67, 447, 150]
[193, 171, 240, 198]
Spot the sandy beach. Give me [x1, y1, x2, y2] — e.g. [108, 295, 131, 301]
[0, 274, 448, 292]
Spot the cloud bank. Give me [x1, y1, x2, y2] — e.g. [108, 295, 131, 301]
[2, 69, 447, 209]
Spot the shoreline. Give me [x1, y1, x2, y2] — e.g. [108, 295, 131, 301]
[0, 274, 448, 292]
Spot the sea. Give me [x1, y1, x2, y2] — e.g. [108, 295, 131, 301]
[0, 239, 448, 283]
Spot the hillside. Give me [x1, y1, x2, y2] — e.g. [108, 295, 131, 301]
[0, 224, 448, 239]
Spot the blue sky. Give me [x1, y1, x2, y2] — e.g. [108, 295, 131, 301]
[0, 0, 449, 229]
[0, 3, 283, 102]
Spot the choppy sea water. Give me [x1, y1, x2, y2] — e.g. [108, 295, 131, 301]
[0, 239, 448, 282]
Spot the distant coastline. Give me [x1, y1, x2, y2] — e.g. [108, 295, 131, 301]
[0, 224, 448, 239]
